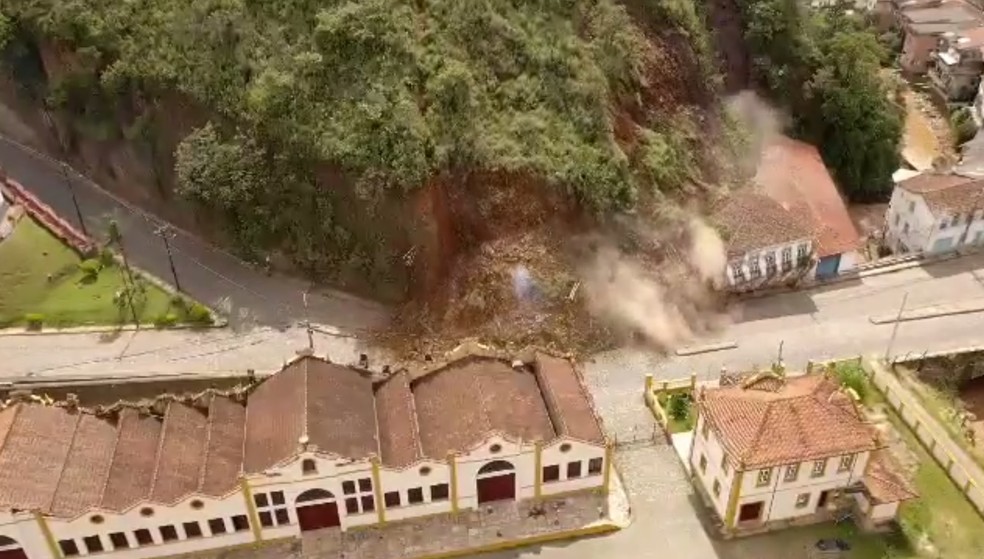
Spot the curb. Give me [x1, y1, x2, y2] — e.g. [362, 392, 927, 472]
[0, 371, 264, 387]
[407, 522, 621, 559]
[870, 303, 984, 325]
[675, 341, 738, 356]
[0, 322, 227, 337]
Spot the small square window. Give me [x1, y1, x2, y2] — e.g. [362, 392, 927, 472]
[567, 461, 582, 478]
[812, 459, 827, 477]
[159, 525, 178, 542]
[756, 468, 772, 487]
[543, 464, 560, 482]
[361, 495, 376, 512]
[109, 532, 129, 550]
[253, 493, 269, 508]
[712, 479, 721, 497]
[275, 508, 290, 525]
[345, 498, 360, 515]
[431, 483, 450, 501]
[408, 487, 424, 504]
[183, 522, 203, 539]
[270, 491, 285, 506]
[83, 536, 103, 554]
[302, 458, 317, 474]
[721, 457, 730, 475]
[259, 511, 273, 528]
[795, 493, 810, 508]
[785, 463, 800, 482]
[134, 529, 154, 546]
[699, 454, 707, 474]
[208, 518, 227, 535]
[909, 201, 915, 212]
[701, 419, 710, 438]
[384, 491, 401, 508]
[342, 480, 356, 495]
[359, 478, 373, 492]
[231, 515, 250, 532]
[588, 457, 603, 475]
[59, 540, 80, 557]
[838, 454, 855, 473]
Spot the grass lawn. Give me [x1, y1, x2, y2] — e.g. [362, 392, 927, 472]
[656, 392, 696, 433]
[0, 218, 181, 327]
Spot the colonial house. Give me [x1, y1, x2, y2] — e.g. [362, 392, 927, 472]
[689, 372, 917, 536]
[885, 172, 984, 253]
[0, 348, 610, 559]
[929, 28, 984, 102]
[899, 2, 983, 74]
[714, 136, 861, 291]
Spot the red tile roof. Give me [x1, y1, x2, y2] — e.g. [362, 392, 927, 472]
[533, 353, 606, 444]
[754, 136, 861, 257]
[100, 409, 162, 511]
[712, 191, 813, 258]
[375, 371, 424, 467]
[697, 373, 880, 468]
[897, 172, 984, 214]
[150, 403, 209, 504]
[863, 450, 918, 504]
[199, 396, 246, 497]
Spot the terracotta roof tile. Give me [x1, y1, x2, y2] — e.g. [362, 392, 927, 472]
[0, 405, 78, 512]
[100, 409, 163, 511]
[533, 353, 605, 444]
[150, 403, 209, 504]
[305, 359, 378, 459]
[755, 136, 861, 257]
[374, 372, 424, 467]
[243, 359, 307, 472]
[697, 374, 879, 468]
[863, 450, 918, 504]
[712, 191, 812, 258]
[49, 413, 117, 517]
[199, 396, 246, 496]
[412, 357, 556, 457]
[898, 173, 984, 215]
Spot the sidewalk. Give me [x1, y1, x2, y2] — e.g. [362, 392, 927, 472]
[867, 359, 984, 514]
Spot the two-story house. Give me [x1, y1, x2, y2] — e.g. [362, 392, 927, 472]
[899, 2, 984, 74]
[929, 28, 984, 102]
[885, 172, 984, 253]
[689, 372, 916, 535]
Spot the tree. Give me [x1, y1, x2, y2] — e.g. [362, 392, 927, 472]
[667, 393, 691, 421]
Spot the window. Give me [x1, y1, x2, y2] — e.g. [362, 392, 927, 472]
[795, 493, 811, 509]
[731, 263, 745, 282]
[341, 478, 376, 514]
[721, 457, 730, 475]
[797, 243, 810, 266]
[903, 222, 910, 234]
[489, 443, 502, 453]
[543, 464, 560, 482]
[134, 529, 154, 546]
[358, 478, 373, 492]
[756, 468, 772, 487]
[231, 516, 250, 532]
[109, 533, 129, 550]
[183, 522, 203, 539]
[270, 491, 285, 506]
[567, 461, 582, 478]
[838, 454, 855, 473]
[140, 507, 154, 517]
[940, 219, 948, 230]
[588, 457, 604, 475]
[431, 483, 450, 501]
[909, 201, 915, 212]
[361, 495, 376, 512]
[190, 499, 204, 510]
[159, 525, 178, 542]
[345, 498, 359, 514]
[259, 511, 273, 527]
[559, 443, 572, 453]
[83, 536, 103, 554]
[342, 480, 356, 495]
[408, 487, 424, 504]
[302, 458, 317, 475]
[59, 540, 79, 557]
[419, 466, 432, 476]
[384, 491, 401, 508]
[781, 247, 793, 272]
[784, 463, 800, 482]
[701, 418, 710, 439]
[89, 514, 104, 524]
[208, 518, 227, 536]
[765, 252, 777, 275]
[699, 454, 708, 474]
[254, 493, 269, 507]
[712, 479, 721, 497]
[749, 254, 762, 279]
[812, 459, 827, 478]
[254, 491, 290, 526]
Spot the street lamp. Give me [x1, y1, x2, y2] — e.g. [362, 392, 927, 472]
[40, 106, 88, 237]
[154, 224, 182, 292]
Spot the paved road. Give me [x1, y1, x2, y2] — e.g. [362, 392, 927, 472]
[0, 136, 388, 331]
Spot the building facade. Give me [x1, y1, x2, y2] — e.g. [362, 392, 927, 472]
[689, 372, 916, 535]
[928, 29, 984, 102]
[885, 172, 984, 253]
[899, 3, 984, 74]
[0, 349, 610, 559]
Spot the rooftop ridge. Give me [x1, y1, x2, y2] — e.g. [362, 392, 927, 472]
[97, 410, 127, 507]
[196, 395, 218, 493]
[44, 411, 84, 514]
[147, 402, 173, 500]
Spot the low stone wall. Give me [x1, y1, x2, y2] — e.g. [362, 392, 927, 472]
[0, 170, 95, 256]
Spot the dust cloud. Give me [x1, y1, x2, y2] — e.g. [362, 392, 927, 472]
[578, 218, 729, 350]
[726, 91, 787, 174]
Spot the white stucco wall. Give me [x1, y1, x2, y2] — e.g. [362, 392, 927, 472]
[836, 250, 860, 274]
[724, 238, 814, 288]
[690, 416, 734, 521]
[870, 501, 900, 520]
[0, 514, 53, 559]
[378, 459, 453, 522]
[539, 438, 607, 496]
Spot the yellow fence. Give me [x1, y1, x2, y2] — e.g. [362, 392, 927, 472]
[643, 373, 696, 432]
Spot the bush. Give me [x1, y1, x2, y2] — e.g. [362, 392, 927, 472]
[170, 294, 188, 311]
[99, 247, 115, 267]
[952, 109, 978, 145]
[187, 303, 213, 325]
[78, 259, 101, 281]
[667, 393, 691, 421]
[835, 362, 868, 401]
[24, 313, 43, 331]
[153, 313, 178, 329]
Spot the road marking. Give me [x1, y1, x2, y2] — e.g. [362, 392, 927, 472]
[674, 341, 738, 356]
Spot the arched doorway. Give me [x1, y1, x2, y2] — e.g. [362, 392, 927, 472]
[476, 460, 516, 504]
[295, 488, 340, 531]
[0, 536, 27, 559]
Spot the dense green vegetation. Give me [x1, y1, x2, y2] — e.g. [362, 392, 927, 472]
[740, 0, 903, 201]
[0, 0, 714, 292]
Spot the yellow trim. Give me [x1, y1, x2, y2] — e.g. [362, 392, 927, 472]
[534, 442, 543, 499]
[408, 522, 620, 559]
[239, 477, 263, 542]
[602, 442, 614, 495]
[644, 374, 654, 393]
[447, 451, 459, 515]
[34, 511, 61, 559]
[723, 470, 744, 529]
[371, 457, 386, 525]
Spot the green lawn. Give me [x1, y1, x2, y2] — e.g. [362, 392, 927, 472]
[657, 391, 696, 433]
[0, 218, 181, 328]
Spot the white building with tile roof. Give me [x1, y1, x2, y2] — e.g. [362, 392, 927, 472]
[885, 172, 984, 254]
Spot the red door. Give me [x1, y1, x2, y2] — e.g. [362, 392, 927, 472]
[0, 549, 26, 559]
[477, 473, 516, 504]
[296, 502, 341, 531]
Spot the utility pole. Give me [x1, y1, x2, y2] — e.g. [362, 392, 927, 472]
[303, 290, 313, 350]
[41, 106, 88, 237]
[154, 224, 182, 292]
[885, 292, 909, 363]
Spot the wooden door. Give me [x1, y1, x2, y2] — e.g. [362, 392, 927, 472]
[297, 502, 341, 531]
[0, 549, 27, 559]
[477, 473, 516, 504]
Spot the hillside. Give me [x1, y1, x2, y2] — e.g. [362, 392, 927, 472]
[0, 0, 743, 350]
